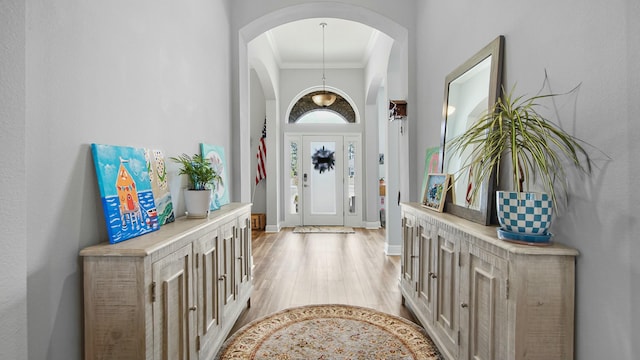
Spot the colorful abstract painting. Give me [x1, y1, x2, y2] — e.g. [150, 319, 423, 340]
[200, 143, 229, 210]
[91, 144, 159, 244]
[421, 146, 441, 201]
[144, 148, 175, 225]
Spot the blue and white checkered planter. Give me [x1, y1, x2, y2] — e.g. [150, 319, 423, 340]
[496, 191, 553, 235]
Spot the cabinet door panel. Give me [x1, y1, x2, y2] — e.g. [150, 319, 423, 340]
[402, 213, 416, 284]
[461, 242, 508, 360]
[417, 220, 435, 321]
[236, 213, 251, 288]
[435, 229, 459, 358]
[195, 231, 222, 350]
[152, 244, 195, 360]
[220, 221, 236, 307]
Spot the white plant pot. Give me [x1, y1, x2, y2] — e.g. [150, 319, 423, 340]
[183, 189, 212, 219]
[496, 191, 553, 235]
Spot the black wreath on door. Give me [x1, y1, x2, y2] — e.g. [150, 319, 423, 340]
[312, 146, 335, 174]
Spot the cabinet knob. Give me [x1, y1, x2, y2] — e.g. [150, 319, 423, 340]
[460, 303, 468, 308]
[189, 306, 197, 312]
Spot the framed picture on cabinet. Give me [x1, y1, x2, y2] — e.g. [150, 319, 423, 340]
[200, 143, 230, 210]
[421, 173, 451, 213]
[420, 146, 440, 203]
[143, 148, 175, 226]
[91, 143, 160, 243]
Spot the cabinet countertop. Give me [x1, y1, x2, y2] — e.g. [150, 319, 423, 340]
[80, 202, 252, 257]
[401, 202, 578, 257]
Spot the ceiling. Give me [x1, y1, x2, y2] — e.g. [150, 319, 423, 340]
[264, 18, 379, 69]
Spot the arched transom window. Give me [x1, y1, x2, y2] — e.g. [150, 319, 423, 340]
[289, 91, 356, 124]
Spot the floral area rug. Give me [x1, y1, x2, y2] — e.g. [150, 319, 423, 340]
[215, 304, 443, 360]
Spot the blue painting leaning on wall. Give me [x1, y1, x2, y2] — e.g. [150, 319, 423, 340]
[91, 143, 160, 244]
[200, 143, 230, 210]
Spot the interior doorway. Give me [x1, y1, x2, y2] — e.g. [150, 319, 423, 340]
[284, 133, 361, 227]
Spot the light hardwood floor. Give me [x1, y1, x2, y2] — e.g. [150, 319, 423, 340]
[231, 227, 417, 333]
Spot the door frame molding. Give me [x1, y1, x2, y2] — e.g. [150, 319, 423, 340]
[283, 132, 362, 227]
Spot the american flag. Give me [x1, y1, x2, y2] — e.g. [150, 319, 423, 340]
[255, 119, 267, 185]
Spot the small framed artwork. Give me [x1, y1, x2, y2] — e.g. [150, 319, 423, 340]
[420, 146, 440, 202]
[200, 143, 230, 210]
[421, 173, 451, 212]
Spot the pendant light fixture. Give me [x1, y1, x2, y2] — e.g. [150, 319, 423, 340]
[312, 22, 337, 107]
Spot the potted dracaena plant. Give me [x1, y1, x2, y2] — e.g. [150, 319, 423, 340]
[448, 83, 594, 244]
[171, 153, 223, 218]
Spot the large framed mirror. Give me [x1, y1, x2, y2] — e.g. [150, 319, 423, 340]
[439, 35, 504, 225]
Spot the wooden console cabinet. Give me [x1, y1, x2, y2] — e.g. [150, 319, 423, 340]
[400, 202, 577, 360]
[80, 203, 252, 360]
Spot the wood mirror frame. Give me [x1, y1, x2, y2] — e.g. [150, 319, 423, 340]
[439, 35, 504, 225]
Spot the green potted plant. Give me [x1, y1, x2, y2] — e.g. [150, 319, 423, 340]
[448, 84, 594, 243]
[171, 153, 223, 218]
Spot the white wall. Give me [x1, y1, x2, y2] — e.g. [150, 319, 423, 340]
[280, 68, 364, 128]
[230, 0, 416, 34]
[250, 69, 267, 213]
[23, 1, 232, 358]
[628, 0, 640, 352]
[364, 32, 394, 228]
[416, 1, 640, 358]
[248, 33, 281, 227]
[0, 0, 27, 359]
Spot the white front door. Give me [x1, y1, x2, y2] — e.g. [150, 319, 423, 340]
[302, 135, 344, 225]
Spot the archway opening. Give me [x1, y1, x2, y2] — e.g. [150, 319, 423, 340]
[237, 3, 409, 248]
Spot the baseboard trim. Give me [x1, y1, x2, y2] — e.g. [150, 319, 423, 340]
[265, 224, 281, 233]
[385, 243, 401, 256]
[364, 221, 381, 229]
